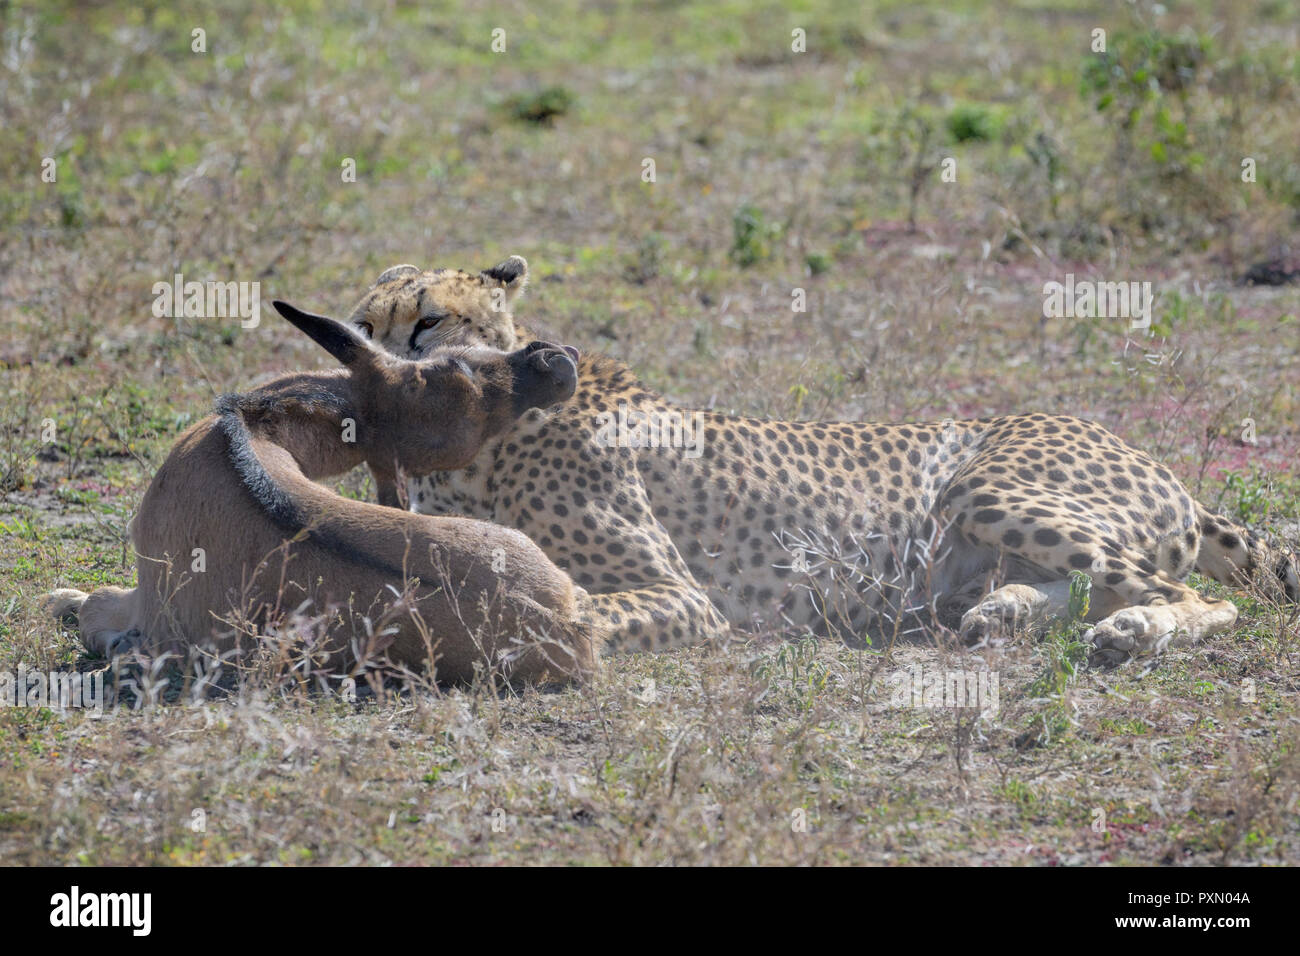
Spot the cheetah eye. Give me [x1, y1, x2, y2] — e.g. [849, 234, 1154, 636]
[356, 321, 373, 339]
[415, 314, 444, 333]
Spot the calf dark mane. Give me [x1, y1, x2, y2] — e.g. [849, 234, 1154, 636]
[214, 392, 409, 581]
[221, 379, 354, 425]
[215, 393, 309, 535]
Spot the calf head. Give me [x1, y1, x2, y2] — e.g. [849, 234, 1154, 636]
[272, 300, 579, 475]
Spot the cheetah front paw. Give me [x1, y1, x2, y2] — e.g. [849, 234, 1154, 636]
[959, 598, 1019, 647]
[1083, 606, 1179, 663]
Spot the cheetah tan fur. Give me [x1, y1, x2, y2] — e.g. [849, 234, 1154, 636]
[349, 257, 1300, 660]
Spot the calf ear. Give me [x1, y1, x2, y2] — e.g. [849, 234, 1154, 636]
[273, 300, 374, 369]
[480, 255, 528, 308]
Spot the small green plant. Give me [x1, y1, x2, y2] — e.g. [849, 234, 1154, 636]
[787, 383, 809, 416]
[876, 104, 938, 230]
[804, 251, 831, 276]
[1218, 468, 1300, 525]
[1080, 29, 1211, 171]
[692, 323, 713, 358]
[730, 203, 782, 267]
[998, 778, 1037, 809]
[505, 86, 575, 125]
[58, 186, 86, 229]
[1067, 569, 1092, 621]
[1024, 131, 1062, 218]
[624, 233, 665, 284]
[1223, 469, 1271, 525]
[945, 104, 998, 143]
[1020, 584, 1092, 746]
[754, 636, 830, 711]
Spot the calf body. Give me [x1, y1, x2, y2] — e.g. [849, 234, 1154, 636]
[45, 302, 602, 683]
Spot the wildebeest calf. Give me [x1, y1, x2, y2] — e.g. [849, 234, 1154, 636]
[43, 300, 604, 684]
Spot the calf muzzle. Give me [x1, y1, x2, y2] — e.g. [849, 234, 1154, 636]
[510, 341, 579, 413]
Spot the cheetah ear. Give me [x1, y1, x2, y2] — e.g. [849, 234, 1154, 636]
[373, 264, 420, 287]
[480, 255, 528, 307]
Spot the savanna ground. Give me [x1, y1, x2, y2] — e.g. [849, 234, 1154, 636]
[2, 0, 1299, 865]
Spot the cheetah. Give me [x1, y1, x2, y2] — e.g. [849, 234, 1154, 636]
[345, 256, 1300, 660]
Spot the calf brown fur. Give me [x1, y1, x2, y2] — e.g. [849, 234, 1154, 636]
[43, 301, 603, 683]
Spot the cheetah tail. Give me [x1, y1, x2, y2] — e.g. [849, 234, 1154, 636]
[1192, 501, 1300, 603]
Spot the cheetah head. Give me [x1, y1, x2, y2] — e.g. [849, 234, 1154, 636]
[347, 256, 530, 359]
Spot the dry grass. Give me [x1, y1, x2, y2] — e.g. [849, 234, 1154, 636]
[1, 0, 1299, 865]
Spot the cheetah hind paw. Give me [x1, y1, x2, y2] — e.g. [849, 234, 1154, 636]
[1083, 606, 1179, 663]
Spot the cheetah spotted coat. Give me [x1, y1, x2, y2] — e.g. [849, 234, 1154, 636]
[348, 260, 1299, 659]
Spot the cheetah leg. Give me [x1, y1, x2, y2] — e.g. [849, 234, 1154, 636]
[491, 472, 733, 655]
[945, 500, 1238, 659]
[587, 582, 732, 655]
[959, 580, 1072, 646]
[1082, 560, 1238, 661]
[1084, 601, 1238, 662]
[1081, 587, 1232, 660]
